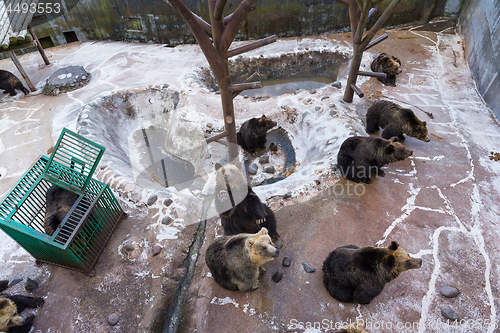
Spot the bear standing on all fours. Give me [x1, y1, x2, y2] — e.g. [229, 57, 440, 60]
[366, 100, 431, 142]
[205, 228, 279, 291]
[0, 294, 44, 333]
[214, 163, 279, 239]
[370, 53, 401, 86]
[0, 70, 30, 96]
[44, 184, 79, 236]
[322, 241, 422, 304]
[237, 115, 277, 153]
[337, 136, 413, 184]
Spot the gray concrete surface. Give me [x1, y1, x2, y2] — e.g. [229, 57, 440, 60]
[0, 23, 499, 333]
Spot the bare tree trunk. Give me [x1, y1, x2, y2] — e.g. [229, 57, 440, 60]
[166, 0, 265, 162]
[335, 0, 402, 103]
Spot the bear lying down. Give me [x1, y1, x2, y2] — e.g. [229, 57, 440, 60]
[337, 136, 413, 184]
[322, 241, 422, 304]
[205, 228, 279, 291]
[366, 100, 430, 142]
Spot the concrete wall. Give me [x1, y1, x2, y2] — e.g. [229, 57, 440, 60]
[30, 0, 452, 47]
[459, 0, 500, 118]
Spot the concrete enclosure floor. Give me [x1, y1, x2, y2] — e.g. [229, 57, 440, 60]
[0, 23, 499, 333]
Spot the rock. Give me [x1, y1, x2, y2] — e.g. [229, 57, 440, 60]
[270, 143, 279, 152]
[283, 192, 292, 199]
[321, 96, 329, 101]
[302, 262, 316, 273]
[259, 155, 269, 164]
[107, 313, 120, 326]
[315, 106, 321, 111]
[99, 163, 108, 170]
[43, 66, 91, 96]
[332, 81, 342, 89]
[314, 180, 320, 185]
[124, 243, 135, 251]
[263, 165, 275, 174]
[162, 216, 173, 225]
[272, 271, 283, 283]
[306, 98, 312, 104]
[274, 239, 283, 249]
[282, 257, 292, 267]
[330, 110, 338, 116]
[163, 83, 169, 89]
[80, 129, 88, 135]
[440, 286, 460, 298]
[310, 89, 316, 94]
[331, 164, 338, 171]
[349, 132, 357, 136]
[441, 308, 460, 321]
[152, 245, 162, 257]
[8, 277, 23, 288]
[163, 198, 173, 206]
[24, 278, 38, 291]
[147, 194, 158, 206]
[207, 123, 213, 129]
[248, 163, 258, 175]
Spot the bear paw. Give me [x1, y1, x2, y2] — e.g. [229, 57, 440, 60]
[378, 169, 385, 177]
[361, 178, 373, 184]
[256, 218, 266, 225]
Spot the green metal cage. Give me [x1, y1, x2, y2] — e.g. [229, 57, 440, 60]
[0, 129, 123, 274]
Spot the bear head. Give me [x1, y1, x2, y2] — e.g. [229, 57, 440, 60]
[215, 162, 248, 211]
[257, 115, 277, 132]
[0, 298, 24, 332]
[383, 241, 422, 280]
[381, 53, 402, 76]
[385, 137, 413, 161]
[247, 228, 279, 265]
[410, 121, 430, 142]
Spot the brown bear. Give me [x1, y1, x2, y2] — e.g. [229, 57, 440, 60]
[237, 115, 277, 153]
[215, 163, 279, 239]
[0, 70, 30, 96]
[205, 227, 279, 291]
[366, 100, 430, 142]
[0, 295, 44, 333]
[337, 136, 412, 184]
[322, 241, 422, 304]
[44, 184, 79, 236]
[370, 53, 401, 86]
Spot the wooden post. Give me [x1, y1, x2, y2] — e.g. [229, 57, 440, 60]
[334, 0, 402, 103]
[166, 0, 275, 163]
[7, 51, 36, 92]
[27, 25, 50, 65]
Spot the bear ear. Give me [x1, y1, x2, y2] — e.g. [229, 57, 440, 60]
[389, 241, 399, 251]
[385, 144, 395, 154]
[391, 137, 400, 143]
[0, 298, 9, 308]
[234, 161, 243, 170]
[423, 121, 427, 126]
[215, 162, 222, 171]
[386, 255, 396, 269]
[258, 227, 268, 235]
[247, 238, 255, 247]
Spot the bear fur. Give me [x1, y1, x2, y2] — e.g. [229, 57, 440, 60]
[337, 136, 413, 184]
[370, 53, 401, 86]
[44, 184, 79, 236]
[215, 163, 279, 239]
[237, 115, 277, 153]
[366, 100, 430, 142]
[322, 241, 422, 304]
[0, 295, 44, 333]
[0, 70, 29, 96]
[205, 227, 279, 291]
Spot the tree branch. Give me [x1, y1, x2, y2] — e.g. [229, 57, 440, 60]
[222, 0, 259, 51]
[360, 0, 402, 50]
[192, 13, 212, 34]
[214, 0, 228, 20]
[166, 0, 223, 81]
[354, 0, 372, 44]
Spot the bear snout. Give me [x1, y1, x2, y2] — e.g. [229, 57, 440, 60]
[423, 136, 430, 142]
[406, 257, 422, 270]
[271, 247, 279, 257]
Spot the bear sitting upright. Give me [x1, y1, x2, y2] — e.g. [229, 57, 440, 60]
[214, 163, 279, 239]
[370, 53, 401, 86]
[337, 136, 412, 184]
[237, 115, 277, 153]
[205, 227, 279, 291]
[0, 295, 44, 333]
[366, 100, 430, 142]
[0, 70, 30, 96]
[44, 184, 80, 236]
[322, 241, 422, 304]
